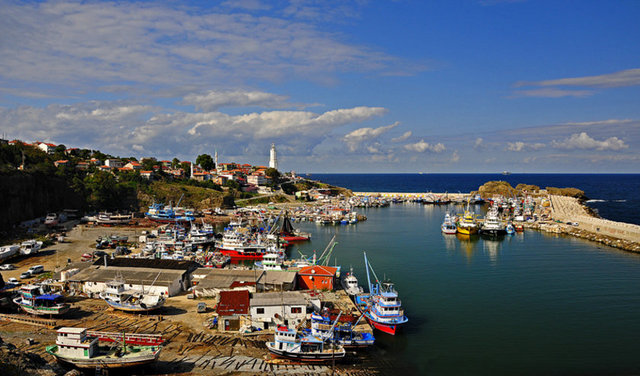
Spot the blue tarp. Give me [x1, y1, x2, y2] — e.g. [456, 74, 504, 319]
[35, 294, 62, 300]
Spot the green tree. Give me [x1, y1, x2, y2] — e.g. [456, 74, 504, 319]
[142, 158, 156, 171]
[172, 158, 181, 168]
[264, 168, 281, 186]
[196, 154, 214, 171]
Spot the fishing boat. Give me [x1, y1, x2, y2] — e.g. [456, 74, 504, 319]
[309, 311, 375, 348]
[479, 207, 505, 237]
[456, 207, 478, 235]
[215, 231, 269, 260]
[46, 327, 162, 369]
[441, 212, 457, 234]
[279, 214, 311, 242]
[145, 203, 195, 224]
[99, 276, 166, 312]
[96, 212, 132, 225]
[340, 267, 363, 296]
[13, 284, 70, 316]
[254, 247, 286, 270]
[266, 325, 346, 362]
[355, 252, 408, 335]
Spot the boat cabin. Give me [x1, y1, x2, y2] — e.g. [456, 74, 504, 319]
[55, 327, 98, 359]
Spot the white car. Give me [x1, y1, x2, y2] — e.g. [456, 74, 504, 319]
[0, 264, 15, 270]
[7, 277, 20, 284]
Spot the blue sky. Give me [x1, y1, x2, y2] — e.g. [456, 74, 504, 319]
[1, 0, 639, 172]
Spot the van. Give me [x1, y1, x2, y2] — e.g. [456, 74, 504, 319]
[28, 265, 44, 274]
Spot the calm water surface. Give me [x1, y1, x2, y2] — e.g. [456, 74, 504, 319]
[291, 203, 640, 375]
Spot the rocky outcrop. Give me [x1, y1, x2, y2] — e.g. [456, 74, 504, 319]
[545, 186, 587, 200]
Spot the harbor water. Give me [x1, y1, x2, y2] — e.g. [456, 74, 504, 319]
[289, 177, 640, 375]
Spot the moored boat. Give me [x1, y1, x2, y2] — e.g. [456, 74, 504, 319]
[441, 212, 457, 234]
[340, 267, 363, 296]
[456, 208, 478, 235]
[355, 252, 408, 335]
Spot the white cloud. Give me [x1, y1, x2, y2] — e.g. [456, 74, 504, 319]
[451, 150, 460, 163]
[0, 1, 415, 95]
[516, 68, 640, 89]
[562, 119, 634, 127]
[474, 137, 484, 149]
[404, 140, 446, 153]
[511, 88, 593, 98]
[391, 131, 412, 142]
[551, 132, 628, 151]
[182, 90, 292, 111]
[342, 121, 398, 151]
[506, 141, 546, 152]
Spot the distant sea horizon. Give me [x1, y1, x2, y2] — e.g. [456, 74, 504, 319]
[309, 173, 640, 225]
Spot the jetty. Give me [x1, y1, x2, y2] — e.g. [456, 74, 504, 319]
[546, 195, 640, 252]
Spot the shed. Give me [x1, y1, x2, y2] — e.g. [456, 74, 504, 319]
[297, 265, 338, 291]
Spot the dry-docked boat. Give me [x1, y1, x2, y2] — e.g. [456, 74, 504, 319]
[0, 244, 20, 262]
[46, 327, 162, 369]
[20, 240, 43, 255]
[354, 252, 408, 335]
[99, 276, 166, 312]
[266, 325, 346, 362]
[13, 284, 70, 316]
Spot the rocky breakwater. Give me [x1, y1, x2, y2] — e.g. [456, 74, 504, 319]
[547, 195, 640, 253]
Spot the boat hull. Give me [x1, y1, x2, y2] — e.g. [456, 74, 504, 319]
[102, 299, 165, 312]
[266, 344, 345, 362]
[14, 299, 70, 316]
[217, 248, 264, 260]
[456, 226, 478, 235]
[47, 347, 160, 369]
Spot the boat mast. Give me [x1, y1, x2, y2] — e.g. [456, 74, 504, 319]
[364, 251, 372, 294]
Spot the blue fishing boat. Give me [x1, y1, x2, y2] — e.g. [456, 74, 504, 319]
[355, 252, 408, 335]
[145, 203, 195, 224]
[308, 311, 375, 348]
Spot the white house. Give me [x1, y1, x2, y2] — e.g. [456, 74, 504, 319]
[37, 142, 57, 154]
[104, 159, 123, 168]
[250, 291, 318, 329]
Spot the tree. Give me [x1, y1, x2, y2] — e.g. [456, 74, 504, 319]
[196, 154, 214, 171]
[265, 168, 281, 186]
[172, 158, 181, 168]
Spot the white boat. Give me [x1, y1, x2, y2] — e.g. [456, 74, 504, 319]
[99, 277, 166, 312]
[0, 244, 20, 262]
[96, 212, 132, 225]
[20, 240, 43, 255]
[441, 212, 457, 234]
[266, 325, 345, 362]
[340, 267, 363, 296]
[254, 248, 285, 270]
[479, 207, 505, 236]
[46, 327, 162, 369]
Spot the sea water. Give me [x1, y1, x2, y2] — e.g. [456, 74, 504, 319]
[289, 174, 640, 375]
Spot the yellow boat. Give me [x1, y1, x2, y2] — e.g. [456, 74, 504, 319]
[456, 210, 478, 235]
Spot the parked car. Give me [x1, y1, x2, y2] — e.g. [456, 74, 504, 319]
[7, 277, 20, 284]
[20, 271, 32, 279]
[28, 265, 44, 274]
[0, 264, 15, 270]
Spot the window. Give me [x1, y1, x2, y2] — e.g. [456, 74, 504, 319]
[256, 308, 264, 314]
[291, 307, 302, 314]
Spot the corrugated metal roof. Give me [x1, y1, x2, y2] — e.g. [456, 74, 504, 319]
[217, 290, 250, 316]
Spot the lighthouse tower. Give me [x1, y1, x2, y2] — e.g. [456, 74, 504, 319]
[269, 143, 278, 170]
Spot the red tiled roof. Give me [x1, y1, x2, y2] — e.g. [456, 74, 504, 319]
[298, 265, 338, 277]
[217, 290, 250, 316]
[140, 170, 153, 173]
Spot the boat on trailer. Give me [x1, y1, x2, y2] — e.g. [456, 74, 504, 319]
[266, 325, 346, 362]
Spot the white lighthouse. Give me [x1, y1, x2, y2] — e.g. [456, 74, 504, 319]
[269, 143, 278, 170]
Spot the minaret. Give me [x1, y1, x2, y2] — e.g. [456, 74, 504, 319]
[269, 143, 278, 170]
[215, 149, 219, 173]
[190, 160, 194, 178]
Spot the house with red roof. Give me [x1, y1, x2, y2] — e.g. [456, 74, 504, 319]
[297, 265, 338, 291]
[140, 170, 154, 179]
[216, 290, 250, 331]
[124, 161, 142, 170]
[37, 142, 57, 154]
[54, 160, 69, 167]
